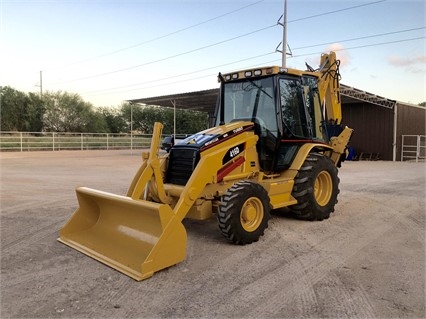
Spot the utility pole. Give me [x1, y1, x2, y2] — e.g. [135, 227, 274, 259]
[281, 0, 288, 68]
[35, 71, 43, 97]
[39, 71, 43, 97]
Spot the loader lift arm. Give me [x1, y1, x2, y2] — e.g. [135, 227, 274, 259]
[126, 122, 170, 203]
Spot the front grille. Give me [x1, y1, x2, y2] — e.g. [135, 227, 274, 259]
[166, 147, 200, 185]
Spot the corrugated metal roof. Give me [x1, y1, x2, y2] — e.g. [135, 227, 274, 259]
[340, 85, 396, 109]
[128, 88, 219, 114]
[127, 84, 397, 114]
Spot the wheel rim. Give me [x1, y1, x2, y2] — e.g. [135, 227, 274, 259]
[240, 197, 264, 232]
[314, 171, 333, 206]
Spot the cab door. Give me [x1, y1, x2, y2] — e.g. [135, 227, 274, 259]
[275, 75, 325, 170]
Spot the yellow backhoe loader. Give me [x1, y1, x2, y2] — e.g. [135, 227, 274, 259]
[58, 52, 353, 281]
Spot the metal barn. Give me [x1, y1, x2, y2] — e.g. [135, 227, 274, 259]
[340, 86, 426, 161]
[129, 85, 425, 162]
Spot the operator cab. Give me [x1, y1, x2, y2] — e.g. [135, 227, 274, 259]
[216, 67, 329, 172]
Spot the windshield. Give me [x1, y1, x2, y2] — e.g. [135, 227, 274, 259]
[218, 77, 278, 137]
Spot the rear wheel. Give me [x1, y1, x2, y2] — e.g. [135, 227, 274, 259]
[217, 181, 270, 245]
[291, 153, 339, 221]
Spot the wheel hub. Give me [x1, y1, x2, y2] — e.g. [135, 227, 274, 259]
[240, 198, 263, 232]
[314, 171, 333, 206]
[242, 205, 257, 223]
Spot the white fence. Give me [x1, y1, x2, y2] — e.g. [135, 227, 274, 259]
[5, 132, 425, 162]
[0, 131, 157, 152]
[401, 135, 426, 162]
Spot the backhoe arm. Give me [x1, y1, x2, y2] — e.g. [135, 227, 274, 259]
[317, 52, 342, 124]
[316, 52, 354, 164]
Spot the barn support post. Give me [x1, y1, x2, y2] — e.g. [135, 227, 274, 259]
[171, 99, 177, 140]
[393, 103, 398, 161]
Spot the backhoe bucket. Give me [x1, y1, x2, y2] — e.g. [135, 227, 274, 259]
[58, 187, 187, 281]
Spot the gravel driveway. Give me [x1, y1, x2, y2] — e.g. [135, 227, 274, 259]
[1, 150, 424, 318]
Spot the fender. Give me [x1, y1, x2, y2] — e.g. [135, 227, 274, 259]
[289, 143, 334, 171]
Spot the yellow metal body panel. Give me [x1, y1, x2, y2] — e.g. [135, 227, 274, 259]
[58, 187, 186, 281]
[261, 179, 296, 209]
[185, 199, 213, 220]
[329, 126, 355, 165]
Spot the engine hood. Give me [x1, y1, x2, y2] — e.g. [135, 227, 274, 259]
[174, 121, 254, 151]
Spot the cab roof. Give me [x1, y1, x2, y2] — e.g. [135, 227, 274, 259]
[220, 66, 321, 82]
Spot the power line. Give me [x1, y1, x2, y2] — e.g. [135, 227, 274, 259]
[50, 24, 277, 85]
[313, 36, 425, 56]
[257, 37, 426, 65]
[81, 51, 276, 95]
[83, 73, 216, 98]
[82, 36, 425, 98]
[49, 0, 391, 85]
[81, 27, 424, 96]
[293, 27, 425, 50]
[288, 0, 388, 23]
[45, 0, 265, 71]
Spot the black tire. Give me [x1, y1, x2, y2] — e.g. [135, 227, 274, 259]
[217, 181, 270, 245]
[291, 153, 340, 221]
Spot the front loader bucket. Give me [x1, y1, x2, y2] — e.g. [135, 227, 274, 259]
[58, 187, 187, 281]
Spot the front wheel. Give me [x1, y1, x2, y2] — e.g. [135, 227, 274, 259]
[291, 153, 340, 221]
[217, 181, 270, 245]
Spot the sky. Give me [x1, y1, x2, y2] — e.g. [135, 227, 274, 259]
[1, 0, 425, 108]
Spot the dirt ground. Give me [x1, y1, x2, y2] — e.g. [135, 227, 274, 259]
[1, 150, 425, 319]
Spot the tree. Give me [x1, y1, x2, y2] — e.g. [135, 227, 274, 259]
[0, 86, 209, 133]
[120, 103, 208, 134]
[99, 106, 127, 133]
[418, 102, 426, 107]
[42, 91, 96, 132]
[85, 110, 109, 133]
[174, 108, 208, 134]
[0, 86, 31, 131]
[27, 92, 45, 132]
[120, 103, 163, 134]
